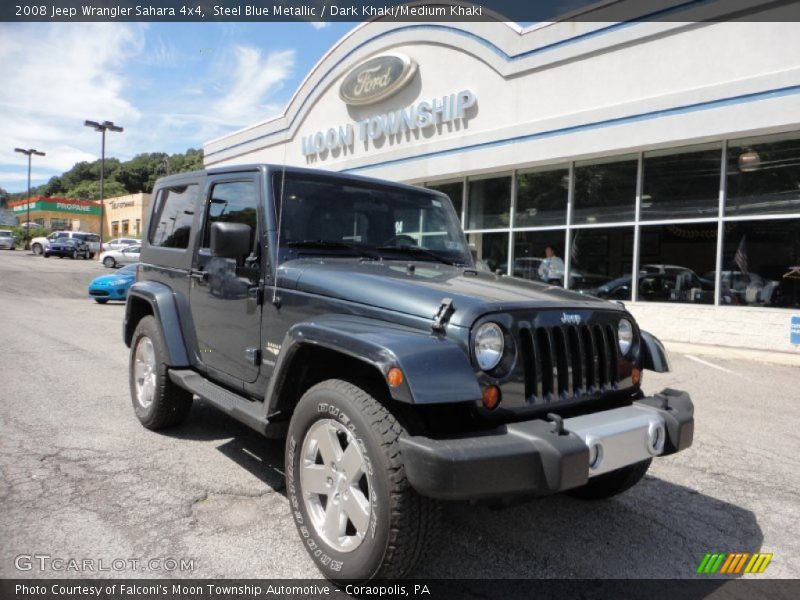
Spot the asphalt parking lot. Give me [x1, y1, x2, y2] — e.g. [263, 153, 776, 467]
[0, 249, 798, 580]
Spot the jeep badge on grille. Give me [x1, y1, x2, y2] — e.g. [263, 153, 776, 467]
[561, 313, 582, 325]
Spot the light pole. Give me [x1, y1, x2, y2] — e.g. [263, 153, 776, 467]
[14, 147, 46, 248]
[84, 120, 123, 252]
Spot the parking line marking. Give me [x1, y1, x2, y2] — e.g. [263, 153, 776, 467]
[684, 354, 736, 374]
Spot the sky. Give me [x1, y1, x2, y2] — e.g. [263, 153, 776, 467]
[0, 21, 355, 193]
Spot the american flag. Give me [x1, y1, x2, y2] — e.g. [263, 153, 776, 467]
[734, 234, 748, 274]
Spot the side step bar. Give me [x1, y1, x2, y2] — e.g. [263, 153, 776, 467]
[169, 369, 268, 434]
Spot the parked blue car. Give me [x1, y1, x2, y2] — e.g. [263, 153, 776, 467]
[88, 263, 137, 304]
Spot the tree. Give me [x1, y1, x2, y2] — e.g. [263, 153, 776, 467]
[43, 176, 64, 197]
[2, 147, 205, 202]
[65, 179, 129, 200]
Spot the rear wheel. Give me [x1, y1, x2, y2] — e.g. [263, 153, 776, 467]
[566, 459, 652, 500]
[71, 250, 78, 259]
[286, 379, 440, 582]
[129, 316, 193, 430]
[83, 251, 90, 260]
[32, 243, 42, 255]
[103, 256, 116, 268]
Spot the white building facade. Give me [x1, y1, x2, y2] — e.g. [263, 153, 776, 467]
[205, 1, 800, 355]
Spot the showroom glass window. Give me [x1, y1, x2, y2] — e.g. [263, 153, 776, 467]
[720, 219, 800, 308]
[515, 165, 569, 227]
[726, 132, 800, 216]
[469, 231, 508, 273]
[569, 226, 635, 299]
[636, 223, 717, 304]
[513, 230, 567, 283]
[573, 155, 637, 224]
[642, 143, 721, 220]
[426, 180, 464, 223]
[467, 175, 511, 230]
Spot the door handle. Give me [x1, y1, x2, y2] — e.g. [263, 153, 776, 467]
[189, 269, 208, 283]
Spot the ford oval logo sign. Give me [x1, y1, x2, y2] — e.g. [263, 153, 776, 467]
[339, 53, 418, 106]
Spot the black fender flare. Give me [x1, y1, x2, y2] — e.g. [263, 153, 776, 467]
[265, 316, 481, 414]
[640, 329, 670, 373]
[124, 281, 190, 366]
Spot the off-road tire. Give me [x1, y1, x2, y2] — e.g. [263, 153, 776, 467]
[566, 458, 652, 500]
[129, 315, 192, 430]
[285, 379, 440, 582]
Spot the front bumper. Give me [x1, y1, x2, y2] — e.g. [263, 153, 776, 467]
[400, 388, 693, 500]
[89, 286, 128, 300]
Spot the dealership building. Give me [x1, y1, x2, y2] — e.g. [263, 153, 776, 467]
[204, 1, 800, 355]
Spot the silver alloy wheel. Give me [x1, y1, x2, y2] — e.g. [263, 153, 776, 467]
[300, 418, 372, 553]
[133, 336, 157, 409]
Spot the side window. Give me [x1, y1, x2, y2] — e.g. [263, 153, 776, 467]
[149, 184, 199, 248]
[202, 181, 258, 250]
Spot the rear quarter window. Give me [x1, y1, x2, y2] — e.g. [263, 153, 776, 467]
[149, 184, 199, 249]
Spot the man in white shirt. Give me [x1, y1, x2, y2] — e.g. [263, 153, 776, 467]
[538, 245, 565, 284]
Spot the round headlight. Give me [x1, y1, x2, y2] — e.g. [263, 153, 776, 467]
[618, 319, 634, 355]
[474, 322, 504, 371]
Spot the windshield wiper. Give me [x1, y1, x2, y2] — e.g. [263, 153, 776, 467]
[375, 244, 459, 266]
[286, 240, 381, 260]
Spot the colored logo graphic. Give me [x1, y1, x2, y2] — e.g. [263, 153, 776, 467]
[696, 552, 773, 574]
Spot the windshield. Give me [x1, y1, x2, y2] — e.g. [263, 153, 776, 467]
[274, 173, 471, 266]
[118, 264, 138, 275]
[0, 231, 12, 237]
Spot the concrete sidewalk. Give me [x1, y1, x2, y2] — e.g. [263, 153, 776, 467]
[664, 340, 800, 367]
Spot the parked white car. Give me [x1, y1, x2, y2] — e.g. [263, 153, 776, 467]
[31, 231, 101, 258]
[0, 230, 16, 250]
[100, 245, 141, 268]
[105, 237, 141, 251]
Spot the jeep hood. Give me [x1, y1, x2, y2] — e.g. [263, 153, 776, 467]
[281, 259, 621, 328]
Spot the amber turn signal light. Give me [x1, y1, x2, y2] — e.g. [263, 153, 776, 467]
[631, 367, 642, 386]
[482, 385, 501, 410]
[386, 367, 404, 388]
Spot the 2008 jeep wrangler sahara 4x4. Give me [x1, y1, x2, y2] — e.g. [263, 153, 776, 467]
[124, 164, 693, 581]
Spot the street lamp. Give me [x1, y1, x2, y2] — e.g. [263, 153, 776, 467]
[84, 120, 123, 252]
[13, 147, 46, 247]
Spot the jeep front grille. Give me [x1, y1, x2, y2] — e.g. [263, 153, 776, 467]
[519, 324, 619, 403]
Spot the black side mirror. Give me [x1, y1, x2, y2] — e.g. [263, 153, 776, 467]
[210, 222, 251, 258]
